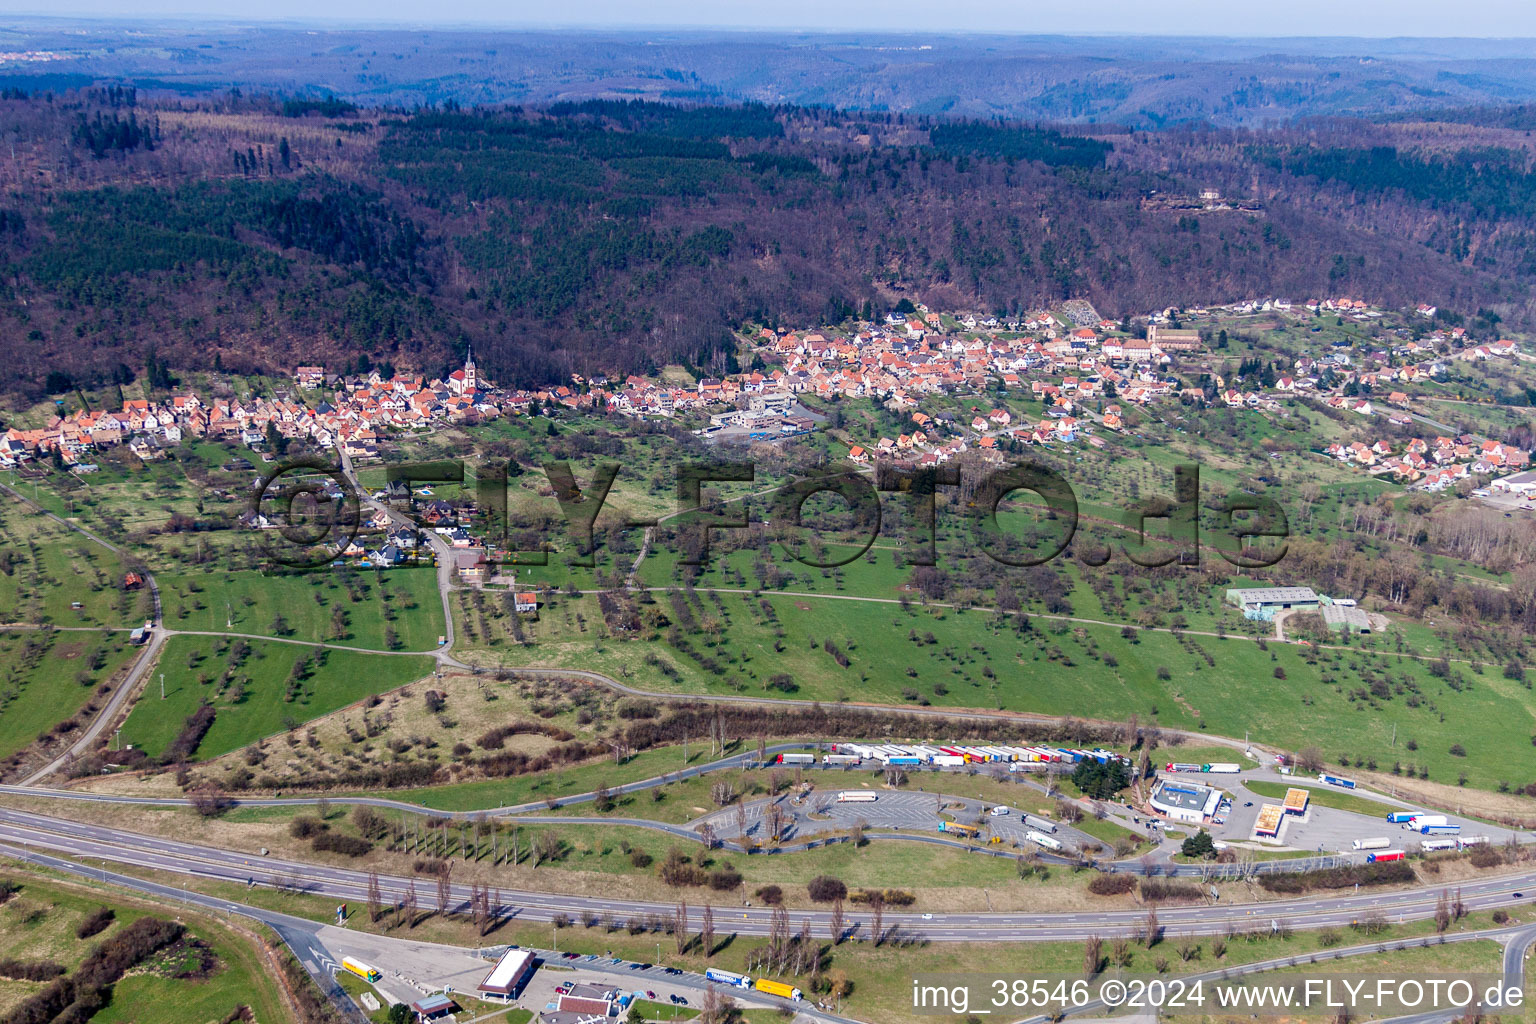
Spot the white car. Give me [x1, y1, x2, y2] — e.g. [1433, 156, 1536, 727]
[989, 806, 1009, 816]
[921, 913, 933, 920]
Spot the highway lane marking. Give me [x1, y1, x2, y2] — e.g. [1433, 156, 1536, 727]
[5, 811, 1535, 936]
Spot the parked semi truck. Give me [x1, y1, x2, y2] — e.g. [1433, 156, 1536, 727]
[1407, 815, 1448, 829]
[1022, 814, 1058, 834]
[341, 958, 381, 983]
[1366, 850, 1405, 863]
[1202, 763, 1241, 774]
[1386, 811, 1421, 823]
[1319, 773, 1357, 789]
[754, 978, 802, 1001]
[1352, 837, 1391, 851]
[1026, 830, 1063, 851]
[706, 968, 752, 989]
[777, 753, 815, 765]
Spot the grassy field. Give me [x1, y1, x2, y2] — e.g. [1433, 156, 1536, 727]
[1244, 780, 1399, 818]
[466, 589, 1536, 793]
[0, 629, 139, 760]
[117, 635, 434, 761]
[9, 437, 281, 570]
[0, 492, 146, 627]
[159, 566, 444, 651]
[0, 867, 289, 1024]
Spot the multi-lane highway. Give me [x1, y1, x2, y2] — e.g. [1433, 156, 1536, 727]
[7, 822, 1528, 1024]
[4, 805, 1534, 945]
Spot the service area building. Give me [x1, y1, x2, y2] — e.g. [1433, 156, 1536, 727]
[408, 994, 458, 1021]
[1150, 777, 1223, 823]
[1254, 804, 1285, 838]
[1283, 788, 1311, 816]
[557, 985, 615, 1017]
[477, 948, 536, 1002]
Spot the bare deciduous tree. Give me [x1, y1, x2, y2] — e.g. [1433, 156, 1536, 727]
[1084, 935, 1103, 978]
[436, 863, 452, 916]
[399, 880, 416, 929]
[367, 869, 383, 923]
[700, 903, 715, 959]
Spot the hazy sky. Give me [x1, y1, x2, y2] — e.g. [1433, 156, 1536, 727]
[19, 0, 1536, 37]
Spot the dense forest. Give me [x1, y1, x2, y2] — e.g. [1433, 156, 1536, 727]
[0, 92, 1533, 396]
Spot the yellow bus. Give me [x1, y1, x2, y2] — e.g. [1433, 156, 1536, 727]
[341, 957, 382, 983]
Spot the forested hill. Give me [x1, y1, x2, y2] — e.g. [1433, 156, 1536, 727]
[0, 93, 1531, 399]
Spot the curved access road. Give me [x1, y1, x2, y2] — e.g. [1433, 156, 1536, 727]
[0, 837, 855, 1024]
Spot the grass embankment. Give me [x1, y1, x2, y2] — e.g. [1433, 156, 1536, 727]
[0, 866, 289, 1023]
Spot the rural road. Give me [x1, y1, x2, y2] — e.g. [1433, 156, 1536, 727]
[1, 480, 165, 785]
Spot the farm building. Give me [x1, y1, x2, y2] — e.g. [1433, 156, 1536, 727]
[1225, 586, 1320, 621]
[1320, 604, 1371, 633]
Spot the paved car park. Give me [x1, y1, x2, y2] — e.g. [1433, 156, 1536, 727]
[313, 931, 811, 1021]
[693, 787, 1107, 856]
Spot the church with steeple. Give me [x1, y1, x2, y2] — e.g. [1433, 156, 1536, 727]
[449, 345, 478, 395]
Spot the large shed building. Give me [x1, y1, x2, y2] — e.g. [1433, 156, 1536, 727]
[1225, 586, 1319, 621]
